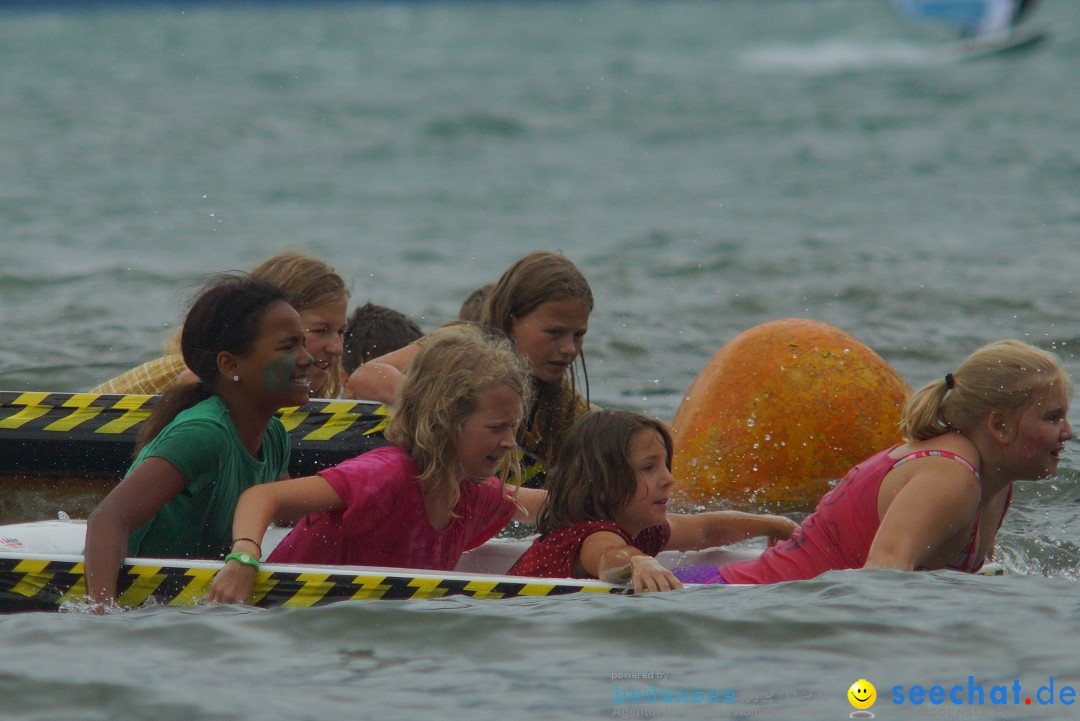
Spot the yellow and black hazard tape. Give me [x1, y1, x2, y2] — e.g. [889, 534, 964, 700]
[516, 446, 549, 489]
[0, 391, 391, 478]
[0, 555, 623, 613]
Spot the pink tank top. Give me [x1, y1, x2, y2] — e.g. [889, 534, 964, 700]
[717, 445, 1008, 584]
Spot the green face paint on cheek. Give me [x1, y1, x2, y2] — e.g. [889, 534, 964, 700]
[264, 355, 297, 393]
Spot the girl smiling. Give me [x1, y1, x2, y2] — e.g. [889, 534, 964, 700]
[675, 339, 1074, 585]
[84, 273, 313, 609]
[208, 325, 547, 604]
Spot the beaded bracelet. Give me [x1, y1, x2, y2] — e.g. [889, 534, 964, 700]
[224, 552, 260, 572]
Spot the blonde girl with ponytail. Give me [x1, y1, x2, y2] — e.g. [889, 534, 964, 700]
[675, 339, 1073, 585]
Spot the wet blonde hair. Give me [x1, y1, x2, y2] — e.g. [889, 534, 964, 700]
[901, 339, 1073, 441]
[480, 251, 594, 466]
[537, 409, 673, 535]
[384, 324, 533, 507]
[251, 250, 350, 398]
[251, 250, 349, 313]
[482, 251, 594, 346]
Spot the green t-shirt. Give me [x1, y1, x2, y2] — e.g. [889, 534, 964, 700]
[127, 395, 290, 559]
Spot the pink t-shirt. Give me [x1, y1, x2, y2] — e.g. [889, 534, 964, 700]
[267, 445, 516, 571]
[508, 520, 671, 579]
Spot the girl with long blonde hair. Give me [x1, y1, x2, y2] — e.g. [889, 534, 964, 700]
[208, 325, 548, 604]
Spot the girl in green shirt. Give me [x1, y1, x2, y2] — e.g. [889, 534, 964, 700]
[84, 272, 314, 610]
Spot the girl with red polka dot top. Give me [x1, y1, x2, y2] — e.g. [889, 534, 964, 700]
[508, 410, 796, 593]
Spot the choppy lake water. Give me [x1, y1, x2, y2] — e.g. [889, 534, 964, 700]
[2, 1, 1079, 719]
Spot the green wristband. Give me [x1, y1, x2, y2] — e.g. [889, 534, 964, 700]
[224, 552, 260, 572]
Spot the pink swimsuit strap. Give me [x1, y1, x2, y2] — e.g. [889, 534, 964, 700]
[892, 449, 1008, 572]
[890, 449, 980, 481]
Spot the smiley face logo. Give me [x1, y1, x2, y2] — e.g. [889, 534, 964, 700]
[847, 679, 876, 710]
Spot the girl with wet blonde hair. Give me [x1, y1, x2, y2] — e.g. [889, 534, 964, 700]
[902, 339, 1073, 441]
[383, 325, 532, 510]
[480, 251, 593, 478]
[676, 339, 1074, 585]
[208, 325, 549, 604]
[347, 250, 594, 487]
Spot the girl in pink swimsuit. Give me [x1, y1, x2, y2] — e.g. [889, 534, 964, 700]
[675, 339, 1073, 585]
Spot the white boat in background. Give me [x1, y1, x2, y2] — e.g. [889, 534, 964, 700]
[941, 22, 1046, 61]
[892, 0, 1039, 37]
[892, 0, 1047, 60]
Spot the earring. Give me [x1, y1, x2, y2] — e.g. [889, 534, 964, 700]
[232, 375, 240, 382]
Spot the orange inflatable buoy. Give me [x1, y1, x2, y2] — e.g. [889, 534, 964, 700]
[671, 318, 910, 513]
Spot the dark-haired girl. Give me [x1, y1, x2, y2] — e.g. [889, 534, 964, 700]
[84, 272, 313, 609]
[508, 410, 796, 593]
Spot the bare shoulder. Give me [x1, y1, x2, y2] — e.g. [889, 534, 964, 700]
[882, 458, 983, 536]
[367, 341, 421, 370]
[881, 438, 982, 509]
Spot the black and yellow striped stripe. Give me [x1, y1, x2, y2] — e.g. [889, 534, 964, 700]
[0, 555, 623, 613]
[0, 392, 391, 478]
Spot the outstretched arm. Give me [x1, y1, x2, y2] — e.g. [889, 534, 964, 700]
[344, 343, 419, 404]
[84, 457, 187, 610]
[508, 486, 547, 524]
[578, 531, 683, 593]
[666, 511, 798, 552]
[207, 475, 345, 604]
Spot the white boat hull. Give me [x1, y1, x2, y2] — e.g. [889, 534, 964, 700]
[0, 519, 757, 612]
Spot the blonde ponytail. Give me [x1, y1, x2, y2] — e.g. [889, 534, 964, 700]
[900, 340, 1072, 441]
